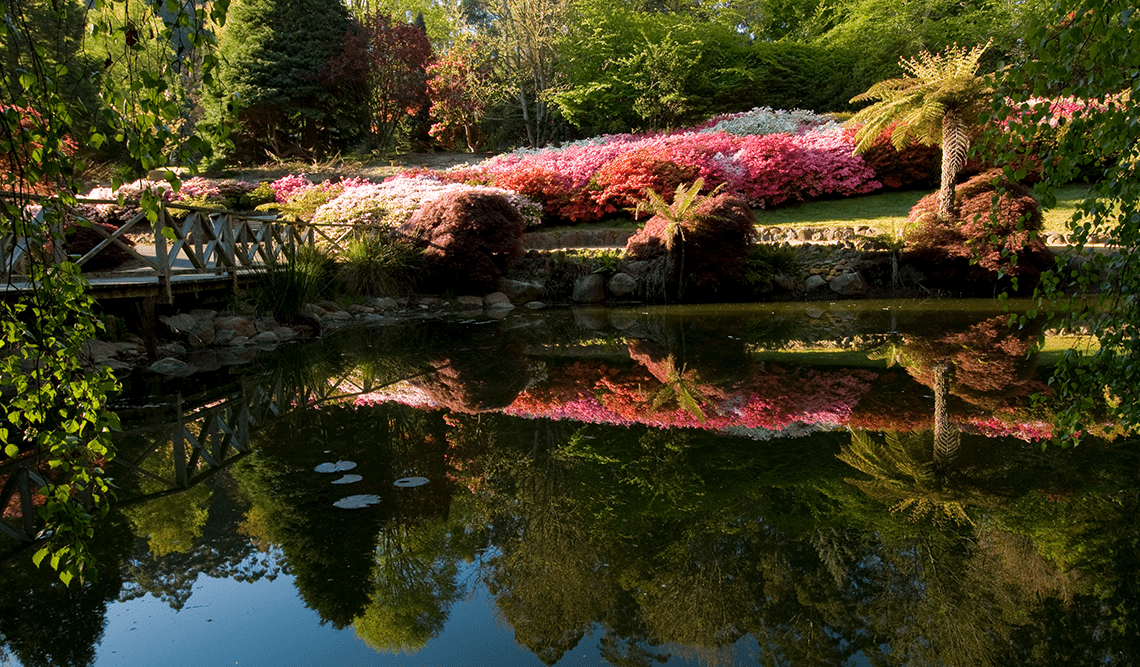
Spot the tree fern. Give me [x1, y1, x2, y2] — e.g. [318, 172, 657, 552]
[847, 42, 992, 222]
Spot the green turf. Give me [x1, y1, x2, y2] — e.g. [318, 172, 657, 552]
[750, 183, 1097, 236]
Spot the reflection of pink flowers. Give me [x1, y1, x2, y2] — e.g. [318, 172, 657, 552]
[502, 361, 878, 433]
[966, 416, 1053, 441]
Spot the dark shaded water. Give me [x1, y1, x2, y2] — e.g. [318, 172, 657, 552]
[2, 302, 1138, 666]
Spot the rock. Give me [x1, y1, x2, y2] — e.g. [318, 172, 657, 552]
[301, 303, 327, 317]
[418, 296, 445, 307]
[214, 315, 257, 339]
[366, 297, 399, 311]
[188, 319, 215, 348]
[274, 327, 299, 343]
[572, 274, 606, 303]
[157, 342, 187, 357]
[805, 274, 827, 291]
[323, 310, 352, 322]
[484, 292, 512, 306]
[497, 278, 545, 303]
[347, 304, 375, 314]
[189, 308, 216, 323]
[607, 272, 637, 298]
[773, 273, 797, 291]
[316, 300, 342, 312]
[524, 301, 545, 309]
[456, 296, 484, 309]
[148, 357, 189, 376]
[213, 329, 236, 346]
[82, 339, 120, 363]
[159, 313, 196, 334]
[250, 331, 279, 347]
[230, 336, 249, 347]
[621, 260, 655, 277]
[830, 271, 869, 296]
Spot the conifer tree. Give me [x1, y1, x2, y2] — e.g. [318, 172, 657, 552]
[210, 0, 352, 159]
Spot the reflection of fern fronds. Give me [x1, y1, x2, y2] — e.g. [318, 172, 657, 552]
[840, 430, 981, 527]
[645, 356, 712, 422]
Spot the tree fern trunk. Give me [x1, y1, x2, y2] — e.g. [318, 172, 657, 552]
[939, 110, 970, 223]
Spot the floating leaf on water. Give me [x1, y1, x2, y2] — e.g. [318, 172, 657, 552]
[314, 460, 357, 473]
[331, 474, 363, 485]
[394, 477, 429, 488]
[333, 494, 381, 509]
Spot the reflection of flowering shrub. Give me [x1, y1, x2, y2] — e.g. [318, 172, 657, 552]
[504, 359, 878, 432]
[966, 415, 1053, 441]
[903, 315, 1048, 410]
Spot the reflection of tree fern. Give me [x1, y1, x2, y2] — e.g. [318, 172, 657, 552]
[865, 337, 911, 368]
[646, 356, 711, 422]
[839, 430, 978, 527]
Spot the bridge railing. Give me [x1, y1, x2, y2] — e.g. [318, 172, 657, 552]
[1, 198, 331, 301]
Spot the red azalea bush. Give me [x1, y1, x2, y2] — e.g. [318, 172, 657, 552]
[401, 190, 527, 292]
[593, 149, 703, 214]
[847, 123, 939, 190]
[437, 121, 880, 224]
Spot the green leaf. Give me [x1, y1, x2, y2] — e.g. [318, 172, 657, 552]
[32, 548, 49, 567]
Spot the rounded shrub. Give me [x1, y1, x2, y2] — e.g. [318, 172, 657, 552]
[401, 190, 526, 293]
[903, 169, 1053, 293]
[625, 191, 757, 301]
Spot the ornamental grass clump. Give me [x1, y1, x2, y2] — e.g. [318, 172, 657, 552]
[255, 246, 334, 322]
[338, 235, 421, 297]
[401, 190, 527, 293]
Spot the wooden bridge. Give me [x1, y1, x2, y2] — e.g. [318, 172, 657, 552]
[0, 357, 416, 555]
[1, 199, 364, 302]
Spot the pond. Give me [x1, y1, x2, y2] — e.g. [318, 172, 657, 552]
[2, 301, 1138, 666]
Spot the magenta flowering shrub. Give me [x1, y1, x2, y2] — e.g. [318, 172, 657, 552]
[270, 173, 317, 203]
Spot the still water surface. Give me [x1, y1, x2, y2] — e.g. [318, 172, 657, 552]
[1, 302, 1136, 666]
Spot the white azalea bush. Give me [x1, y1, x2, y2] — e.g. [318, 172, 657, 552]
[310, 175, 543, 230]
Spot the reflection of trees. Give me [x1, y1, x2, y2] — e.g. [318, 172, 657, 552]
[353, 520, 469, 654]
[903, 315, 1047, 411]
[0, 514, 133, 667]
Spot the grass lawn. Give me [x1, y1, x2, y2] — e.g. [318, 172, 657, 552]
[751, 183, 1095, 236]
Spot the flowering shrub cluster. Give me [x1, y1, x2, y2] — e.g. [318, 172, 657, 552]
[82, 179, 173, 225]
[446, 123, 880, 223]
[694, 106, 839, 136]
[309, 174, 543, 229]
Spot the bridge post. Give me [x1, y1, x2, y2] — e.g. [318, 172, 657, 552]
[155, 203, 173, 303]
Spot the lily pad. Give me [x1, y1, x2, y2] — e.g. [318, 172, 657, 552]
[333, 494, 381, 509]
[394, 477, 429, 488]
[331, 474, 363, 485]
[314, 460, 357, 473]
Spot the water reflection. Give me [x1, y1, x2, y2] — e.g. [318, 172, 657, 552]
[1, 303, 1137, 666]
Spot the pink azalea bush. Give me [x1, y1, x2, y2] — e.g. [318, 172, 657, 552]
[440, 114, 880, 223]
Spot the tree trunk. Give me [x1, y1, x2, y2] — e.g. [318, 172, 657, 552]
[939, 109, 970, 223]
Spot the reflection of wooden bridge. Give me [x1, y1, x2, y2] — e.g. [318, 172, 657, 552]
[0, 361, 410, 552]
